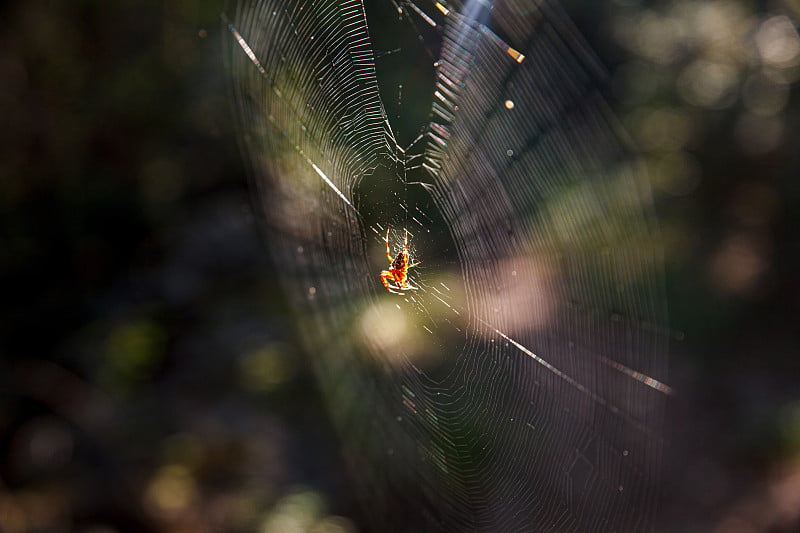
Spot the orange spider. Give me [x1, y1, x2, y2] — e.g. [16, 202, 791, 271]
[380, 227, 420, 294]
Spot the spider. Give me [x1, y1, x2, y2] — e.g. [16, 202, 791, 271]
[380, 227, 420, 294]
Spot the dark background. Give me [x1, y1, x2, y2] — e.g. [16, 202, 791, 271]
[1, 1, 360, 531]
[1, 0, 799, 532]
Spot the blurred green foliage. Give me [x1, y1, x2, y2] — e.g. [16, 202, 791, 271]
[1, 0, 359, 531]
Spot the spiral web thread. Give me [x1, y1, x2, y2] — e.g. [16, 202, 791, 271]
[227, 0, 671, 531]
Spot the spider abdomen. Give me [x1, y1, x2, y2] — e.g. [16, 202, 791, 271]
[392, 252, 406, 270]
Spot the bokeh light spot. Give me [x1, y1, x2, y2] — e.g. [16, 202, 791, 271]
[144, 465, 197, 516]
[756, 16, 800, 68]
[239, 343, 295, 393]
[102, 319, 166, 392]
[677, 60, 739, 108]
[259, 489, 326, 533]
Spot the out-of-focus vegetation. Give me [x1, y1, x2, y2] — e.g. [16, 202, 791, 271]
[596, 1, 800, 530]
[1, 0, 799, 532]
[0, 1, 359, 532]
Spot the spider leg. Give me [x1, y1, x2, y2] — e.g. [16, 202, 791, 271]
[385, 227, 393, 263]
[381, 270, 405, 294]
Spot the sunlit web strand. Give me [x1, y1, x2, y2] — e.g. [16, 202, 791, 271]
[228, 22, 266, 74]
[484, 322, 672, 397]
[228, 19, 368, 215]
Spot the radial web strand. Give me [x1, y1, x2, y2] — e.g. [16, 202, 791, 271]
[226, 1, 671, 531]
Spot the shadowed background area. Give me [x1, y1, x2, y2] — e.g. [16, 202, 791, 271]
[1, 0, 799, 532]
[0, 1, 361, 531]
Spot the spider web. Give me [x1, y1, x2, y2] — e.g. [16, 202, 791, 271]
[226, 0, 671, 531]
